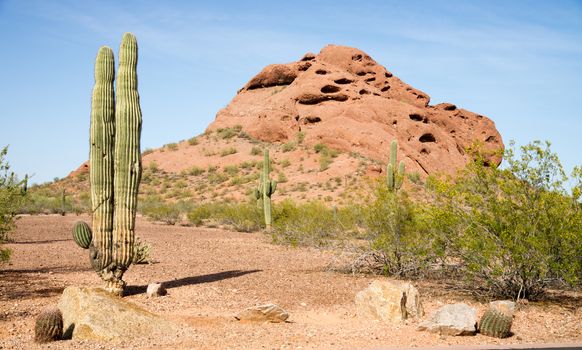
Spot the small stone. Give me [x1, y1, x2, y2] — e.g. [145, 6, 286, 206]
[417, 303, 477, 336]
[147, 283, 167, 298]
[236, 303, 289, 323]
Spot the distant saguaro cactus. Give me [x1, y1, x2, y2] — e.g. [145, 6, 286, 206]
[86, 33, 142, 295]
[387, 140, 405, 191]
[254, 149, 277, 229]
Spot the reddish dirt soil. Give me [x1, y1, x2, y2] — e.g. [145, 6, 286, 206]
[1, 215, 581, 349]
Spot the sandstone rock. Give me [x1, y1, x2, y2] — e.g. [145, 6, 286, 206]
[58, 287, 180, 341]
[417, 303, 477, 336]
[236, 303, 289, 323]
[488, 300, 516, 317]
[147, 283, 167, 298]
[208, 44, 504, 176]
[355, 280, 423, 323]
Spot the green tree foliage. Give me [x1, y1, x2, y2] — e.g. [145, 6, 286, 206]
[0, 146, 27, 263]
[426, 141, 582, 299]
[365, 182, 437, 277]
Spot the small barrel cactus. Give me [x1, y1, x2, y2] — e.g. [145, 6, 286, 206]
[72, 221, 92, 249]
[34, 307, 63, 343]
[479, 308, 513, 338]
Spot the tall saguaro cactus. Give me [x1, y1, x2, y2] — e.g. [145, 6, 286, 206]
[254, 149, 277, 229]
[387, 139, 405, 191]
[112, 33, 142, 279]
[87, 33, 142, 295]
[89, 46, 115, 279]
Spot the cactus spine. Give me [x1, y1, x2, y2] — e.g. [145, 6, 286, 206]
[255, 149, 276, 229]
[387, 140, 405, 191]
[479, 309, 513, 338]
[34, 307, 63, 343]
[88, 33, 141, 295]
[72, 221, 92, 249]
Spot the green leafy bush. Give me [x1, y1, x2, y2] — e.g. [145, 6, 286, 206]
[140, 196, 181, 225]
[425, 141, 582, 299]
[0, 147, 27, 263]
[364, 183, 437, 277]
[271, 200, 344, 247]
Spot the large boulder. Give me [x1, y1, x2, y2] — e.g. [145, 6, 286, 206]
[355, 280, 423, 323]
[417, 303, 477, 336]
[208, 44, 504, 176]
[58, 287, 182, 341]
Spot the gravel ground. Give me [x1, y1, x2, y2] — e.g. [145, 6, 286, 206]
[0, 215, 581, 349]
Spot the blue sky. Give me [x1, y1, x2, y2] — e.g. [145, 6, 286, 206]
[1, 0, 581, 184]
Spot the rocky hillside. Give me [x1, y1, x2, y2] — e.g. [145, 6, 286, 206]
[61, 44, 504, 206]
[208, 44, 503, 175]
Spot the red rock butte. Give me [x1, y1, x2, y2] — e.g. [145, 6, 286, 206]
[208, 45, 503, 176]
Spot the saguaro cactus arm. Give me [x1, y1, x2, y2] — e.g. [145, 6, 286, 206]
[89, 46, 115, 273]
[113, 32, 142, 275]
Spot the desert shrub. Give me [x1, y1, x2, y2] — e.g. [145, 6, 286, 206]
[0, 147, 27, 263]
[223, 165, 239, 176]
[271, 200, 344, 247]
[364, 183, 437, 277]
[216, 202, 263, 232]
[216, 125, 243, 139]
[140, 196, 181, 225]
[296, 131, 306, 144]
[220, 147, 238, 157]
[282, 141, 296, 152]
[187, 166, 205, 176]
[165, 143, 178, 151]
[425, 141, 582, 300]
[186, 204, 215, 226]
[186, 202, 262, 231]
[132, 237, 153, 264]
[277, 172, 288, 183]
[319, 154, 333, 171]
[142, 148, 154, 156]
[187, 136, 199, 146]
[250, 146, 262, 156]
[280, 159, 291, 168]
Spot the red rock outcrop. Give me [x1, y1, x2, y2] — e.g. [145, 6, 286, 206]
[208, 45, 503, 176]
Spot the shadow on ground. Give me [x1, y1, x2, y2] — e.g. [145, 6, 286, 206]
[124, 269, 262, 296]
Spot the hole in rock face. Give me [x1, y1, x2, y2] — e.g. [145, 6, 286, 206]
[297, 93, 349, 105]
[315, 70, 327, 75]
[304, 116, 322, 124]
[381, 86, 390, 92]
[385, 72, 393, 78]
[485, 135, 497, 143]
[334, 78, 353, 84]
[365, 77, 376, 82]
[419, 133, 436, 143]
[420, 148, 430, 155]
[356, 71, 367, 76]
[392, 120, 398, 125]
[359, 89, 370, 95]
[352, 54, 363, 61]
[450, 129, 456, 134]
[294, 116, 300, 121]
[409, 114, 424, 122]
[320, 85, 341, 93]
